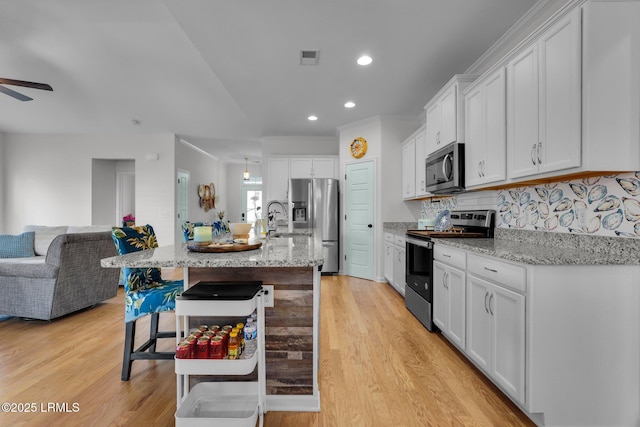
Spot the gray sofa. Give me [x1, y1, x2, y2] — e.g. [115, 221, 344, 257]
[0, 225, 120, 320]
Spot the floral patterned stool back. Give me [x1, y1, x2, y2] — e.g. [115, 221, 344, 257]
[111, 224, 183, 381]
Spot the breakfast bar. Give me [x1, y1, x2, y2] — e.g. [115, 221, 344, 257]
[101, 234, 324, 412]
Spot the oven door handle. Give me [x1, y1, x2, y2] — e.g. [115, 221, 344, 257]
[405, 236, 433, 248]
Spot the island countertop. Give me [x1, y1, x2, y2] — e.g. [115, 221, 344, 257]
[100, 234, 325, 269]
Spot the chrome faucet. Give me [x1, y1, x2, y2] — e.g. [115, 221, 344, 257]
[266, 200, 288, 235]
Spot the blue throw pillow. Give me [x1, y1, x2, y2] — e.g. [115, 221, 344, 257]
[0, 231, 36, 258]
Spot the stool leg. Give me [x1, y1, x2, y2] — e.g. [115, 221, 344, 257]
[122, 321, 135, 381]
[150, 312, 160, 352]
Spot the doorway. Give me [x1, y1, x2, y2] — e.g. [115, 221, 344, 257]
[344, 160, 375, 280]
[241, 182, 263, 225]
[177, 170, 189, 242]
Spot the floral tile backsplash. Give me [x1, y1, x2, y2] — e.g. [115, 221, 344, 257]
[497, 172, 640, 238]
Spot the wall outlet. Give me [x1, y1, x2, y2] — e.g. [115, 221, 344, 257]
[263, 285, 274, 307]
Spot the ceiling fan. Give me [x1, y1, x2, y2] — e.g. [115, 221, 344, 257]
[0, 78, 53, 101]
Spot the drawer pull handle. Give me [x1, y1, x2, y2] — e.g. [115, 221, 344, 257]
[443, 254, 452, 258]
[484, 267, 498, 273]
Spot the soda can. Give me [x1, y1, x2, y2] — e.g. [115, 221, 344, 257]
[197, 325, 209, 332]
[222, 324, 233, 333]
[189, 329, 203, 338]
[196, 336, 210, 359]
[209, 324, 221, 333]
[176, 340, 192, 359]
[209, 336, 224, 359]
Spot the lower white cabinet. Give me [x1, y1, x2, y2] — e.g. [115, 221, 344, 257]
[392, 244, 406, 296]
[433, 260, 466, 350]
[466, 273, 525, 404]
[384, 232, 405, 296]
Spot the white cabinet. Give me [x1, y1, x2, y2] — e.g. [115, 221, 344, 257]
[466, 255, 525, 405]
[290, 157, 337, 179]
[401, 137, 416, 199]
[507, 8, 581, 179]
[433, 260, 466, 350]
[392, 242, 406, 297]
[414, 128, 428, 198]
[424, 75, 478, 156]
[267, 158, 290, 202]
[433, 245, 467, 350]
[464, 67, 507, 188]
[267, 156, 338, 203]
[384, 232, 405, 296]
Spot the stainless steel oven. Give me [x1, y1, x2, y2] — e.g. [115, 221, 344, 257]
[405, 236, 436, 331]
[405, 209, 496, 332]
[425, 142, 465, 194]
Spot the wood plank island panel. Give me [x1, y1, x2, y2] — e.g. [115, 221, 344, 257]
[187, 267, 316, 395]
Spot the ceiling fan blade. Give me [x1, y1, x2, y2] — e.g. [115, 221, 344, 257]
[0, 84, 33, 101]
[0, 78, 52, 91]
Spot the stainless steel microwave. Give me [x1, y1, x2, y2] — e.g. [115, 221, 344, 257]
[425, 142, 465, 194]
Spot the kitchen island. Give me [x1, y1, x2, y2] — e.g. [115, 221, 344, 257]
[101, 234, 324, 412]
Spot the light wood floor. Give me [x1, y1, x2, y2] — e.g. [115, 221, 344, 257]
[0, 271, 534, 427]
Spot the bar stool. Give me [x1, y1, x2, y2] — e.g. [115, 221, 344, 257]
[111, 224, 183, 381]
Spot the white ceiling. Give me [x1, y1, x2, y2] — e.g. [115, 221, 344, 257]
[0, 0, 537, 163]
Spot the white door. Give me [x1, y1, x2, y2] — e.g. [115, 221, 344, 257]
[508, 43, 539, 179]
[176, 170, 189, 243]
[439, 85, 457, 146]
[538, 8, 582, 174]
[464, 84, 484, 187]
[433, 261, 449, 332]
[466, 275, 492, 373]
[447, 265, 466, 350]
[401, 138, 415, 199]
[491, 284, 526, 403]
[483, 67, 507, 184]
[345, 161, 375, 280]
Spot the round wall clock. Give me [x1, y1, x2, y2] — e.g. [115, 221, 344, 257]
[350, 137, 367, 159]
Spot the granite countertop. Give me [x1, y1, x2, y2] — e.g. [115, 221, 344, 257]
[101, 234, 325, 269]
[435, 228, 640, 265]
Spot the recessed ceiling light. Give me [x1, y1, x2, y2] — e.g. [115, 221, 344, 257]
[344, 101, 356, 108]
[308, 115, 318, 121]
[357, 55, 373, 66]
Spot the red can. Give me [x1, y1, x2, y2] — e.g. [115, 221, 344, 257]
[185, 335, 198, 356]
[197, 325, 209, 332]
[176, 340, 192, 359]
[216, 331, 229, 355]
[189, 328, 203, 338]
[209, 336, 224, 359]
[209, 325, 221, 333]
[196, 336, 210, 359]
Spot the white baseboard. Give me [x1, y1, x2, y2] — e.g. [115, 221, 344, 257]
[266, 394, 320, 412]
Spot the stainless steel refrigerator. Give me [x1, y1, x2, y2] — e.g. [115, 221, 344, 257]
[288, 178, 339, 273]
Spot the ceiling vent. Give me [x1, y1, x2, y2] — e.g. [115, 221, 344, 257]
[300, 50, 320, 66]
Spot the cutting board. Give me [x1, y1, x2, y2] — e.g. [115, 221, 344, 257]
[187, 241, 262, 253]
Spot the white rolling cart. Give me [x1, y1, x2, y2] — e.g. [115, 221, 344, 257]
[174, 282, 266, 427]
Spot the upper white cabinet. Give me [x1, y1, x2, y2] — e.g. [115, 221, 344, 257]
[401, 126, 429, 200]
[401, 137, 416, 199]
[464, 67, 507, 188]
[290, 157, 337, 179]
[581, 0, 640, 171]
[507, 8, 581, 179]
[266, 156, 338, 203]
[424, 75, 478, 157]
[267, 158, 290, 201]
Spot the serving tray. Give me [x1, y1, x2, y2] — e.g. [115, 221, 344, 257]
[187, 242, 262, 253]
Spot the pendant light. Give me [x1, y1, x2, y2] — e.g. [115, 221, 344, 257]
[243, 157, 250, 181]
